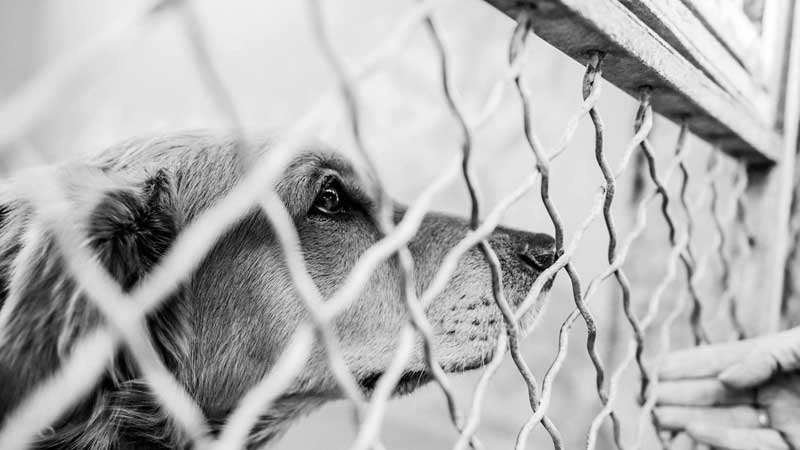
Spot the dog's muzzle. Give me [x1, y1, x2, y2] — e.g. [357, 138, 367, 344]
[517, 232, 557, 271]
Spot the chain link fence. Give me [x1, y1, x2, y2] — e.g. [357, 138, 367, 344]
[0, 0, 794, 449]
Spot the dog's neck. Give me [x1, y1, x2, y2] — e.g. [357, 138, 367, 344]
[206, 394, 329, 448]
[38, 388, 326, 450]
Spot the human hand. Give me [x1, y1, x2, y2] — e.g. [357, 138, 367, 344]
[654, 327, 800, 449]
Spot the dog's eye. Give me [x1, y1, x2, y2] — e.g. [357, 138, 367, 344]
[313, 183, 343, 215]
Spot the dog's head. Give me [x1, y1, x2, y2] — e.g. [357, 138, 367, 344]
[0, 133, 555, 447]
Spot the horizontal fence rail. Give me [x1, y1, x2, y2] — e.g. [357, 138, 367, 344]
[485, 0, 793, 165]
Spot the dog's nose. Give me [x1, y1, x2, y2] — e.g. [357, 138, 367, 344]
[517, 233, 557, 271]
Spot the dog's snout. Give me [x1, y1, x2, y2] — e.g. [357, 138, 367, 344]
[517, 233, 557, 271]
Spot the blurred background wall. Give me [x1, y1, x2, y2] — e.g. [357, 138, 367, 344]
[0, 1, 735, 448]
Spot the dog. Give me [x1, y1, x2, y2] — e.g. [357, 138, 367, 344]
[0, 132, 556, 449]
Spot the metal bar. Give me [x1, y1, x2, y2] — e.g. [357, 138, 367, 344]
[738, 1, 800, 335]
[619, 0, 775, 122]
[678, 0, 769, 77]
[484, 0, 782, 164]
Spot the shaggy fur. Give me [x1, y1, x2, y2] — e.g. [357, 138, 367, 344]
[0, 133, 556, 449]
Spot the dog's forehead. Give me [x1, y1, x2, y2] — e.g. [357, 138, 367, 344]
[290, 146, 378, 193]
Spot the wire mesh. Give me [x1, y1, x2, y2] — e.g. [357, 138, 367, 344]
[0, 1, 771, 449]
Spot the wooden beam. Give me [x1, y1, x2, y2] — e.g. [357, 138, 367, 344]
[485, 0, 782, 164]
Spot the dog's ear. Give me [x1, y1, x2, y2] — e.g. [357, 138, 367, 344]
[86, 168, 190, 375]
[0, 203, 17, 312]
[0, 169, 188, 430]
[87, 170, 179, 291]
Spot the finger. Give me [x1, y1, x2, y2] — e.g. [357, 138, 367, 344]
[659, 340, 758, 380]
[656, 379, 754, 406]
[654, 406, 764, 431]
[719, 353, 781, 390]
[686, 424, 789, 450]
[758, 375, 800, 448]
[719, 330, 800, 388]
